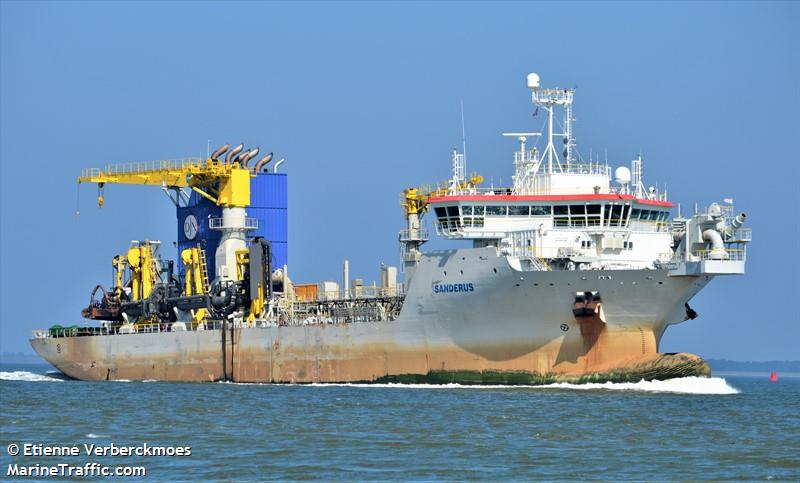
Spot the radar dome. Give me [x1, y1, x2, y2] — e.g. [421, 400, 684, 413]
[527, 73, 540, 88]
[614, 166, 631, 185]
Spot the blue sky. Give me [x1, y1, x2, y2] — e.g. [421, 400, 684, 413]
[1, 1, 797, 360]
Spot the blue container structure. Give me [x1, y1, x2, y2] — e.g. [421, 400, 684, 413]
[176, 173, 288, 279]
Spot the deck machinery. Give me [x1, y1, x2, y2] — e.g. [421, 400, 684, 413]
[76, 145, 403, 334]
[78, 146, 278, 329]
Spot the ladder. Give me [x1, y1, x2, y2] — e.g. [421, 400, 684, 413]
[197, 245, 211, 294]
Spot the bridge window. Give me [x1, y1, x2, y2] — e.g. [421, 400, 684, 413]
[508, 205, 529, 216]
[587, 204, 601, 226]
[486, 205, 506, 216]
[435, 207, 447, 218]
[473, 205, 485, 216]
[447, 206, 459, 217]
[531, 206, 551, 216]
[570, 205, 585, 215]
[461, 205, 472, 216]
[607, 204, 623, 226]
[553, 205, 569, 227]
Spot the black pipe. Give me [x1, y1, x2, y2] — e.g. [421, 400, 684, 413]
[221, 319, 228, 382]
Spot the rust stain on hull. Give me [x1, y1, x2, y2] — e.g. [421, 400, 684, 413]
[30, 321, 707, 384]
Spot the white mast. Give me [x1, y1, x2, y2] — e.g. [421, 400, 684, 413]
[527, 73, 574, 174]
[632, 153, 645, 199]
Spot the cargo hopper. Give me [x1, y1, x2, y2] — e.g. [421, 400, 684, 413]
[30, 73, 751, 384]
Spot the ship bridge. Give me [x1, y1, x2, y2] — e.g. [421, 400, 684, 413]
[400, 72, 750, 274]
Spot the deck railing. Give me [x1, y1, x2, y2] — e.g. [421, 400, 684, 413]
[81, 158, 203, 178]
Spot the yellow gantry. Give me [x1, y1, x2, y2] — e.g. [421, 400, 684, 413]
[126, 242, 159, 301]
[78, 157, 253, 208]
[180, 245, 209, 322]
[401, 175, 484, 217]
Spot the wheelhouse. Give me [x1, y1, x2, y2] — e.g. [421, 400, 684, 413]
[429, 195, 673, 237]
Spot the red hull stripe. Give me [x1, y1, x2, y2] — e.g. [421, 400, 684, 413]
[427, 194, 674, 208]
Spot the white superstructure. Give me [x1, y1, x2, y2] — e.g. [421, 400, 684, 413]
[415, 73, 749, 274]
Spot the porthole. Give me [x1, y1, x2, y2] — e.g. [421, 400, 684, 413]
[548, 282, 555, 287]
[443, 271, 447, 276]
[533, 283, 539, 287]
[493, 268, 498, 274]
[460, 270, 464, 275]
[658, 281, 664, 285]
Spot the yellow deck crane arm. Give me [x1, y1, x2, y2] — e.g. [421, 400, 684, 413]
[400, 174, 484, 218]
[77, 143, 275, 209]
[78, 158, 251, 208]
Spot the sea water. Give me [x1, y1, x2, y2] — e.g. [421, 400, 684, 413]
[1, 363, 798, 480]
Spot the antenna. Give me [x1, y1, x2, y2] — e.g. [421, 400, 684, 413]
[527, 72, 574, 174]
[502, 132, 541, 193]
[631, 153, 645, 199]
[460, 99, 467, 163]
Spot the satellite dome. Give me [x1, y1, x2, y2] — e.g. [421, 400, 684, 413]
[614, 166, 631, 185]
[527, 73, 540, 89]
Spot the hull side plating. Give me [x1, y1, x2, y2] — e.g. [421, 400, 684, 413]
[31, 248, 712, 383]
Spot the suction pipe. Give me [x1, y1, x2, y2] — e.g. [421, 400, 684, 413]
[702, 229, 728, 260]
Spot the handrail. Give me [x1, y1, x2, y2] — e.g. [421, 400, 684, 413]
[693, 248, 746, 261]
[209, 217, 258, 230]
[81, 158, 203, 178]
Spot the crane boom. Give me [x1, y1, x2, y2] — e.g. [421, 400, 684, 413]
[78, 157, 252, 208]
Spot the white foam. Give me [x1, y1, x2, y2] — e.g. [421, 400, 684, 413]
[539, 376, 740, 394]
[303, 376, 739, 394]
[85, 433, 109, 439]
[0, 371, 63, 382]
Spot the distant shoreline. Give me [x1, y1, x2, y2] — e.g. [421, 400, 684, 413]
[714, 371, 800, 379]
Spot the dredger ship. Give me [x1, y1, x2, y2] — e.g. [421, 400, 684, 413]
[30, 73, 751, 384]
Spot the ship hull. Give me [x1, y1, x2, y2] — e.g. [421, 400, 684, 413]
[31, 248, 713, 383]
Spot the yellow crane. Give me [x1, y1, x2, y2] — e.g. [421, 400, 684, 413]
[78, 143, 273, 209]
[400, 175, 484, 219]
[399, 175, 483, 272]
[78, 143, 276, 322]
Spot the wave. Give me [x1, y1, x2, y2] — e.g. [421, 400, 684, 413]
[0, 371, 738, 394]
[0, 371, 64, 382]
[303, 376, 739, 394]
[538, 376, 739, 394]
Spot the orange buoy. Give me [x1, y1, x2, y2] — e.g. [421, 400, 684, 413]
[769, 371, 778, 382]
